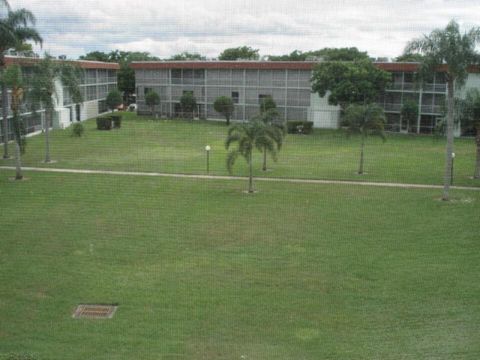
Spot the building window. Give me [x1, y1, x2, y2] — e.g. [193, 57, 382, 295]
[232, 91, 239, 104]
[144, 87, 152, 96]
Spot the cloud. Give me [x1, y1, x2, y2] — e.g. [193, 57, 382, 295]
[14, 0, 480, 59]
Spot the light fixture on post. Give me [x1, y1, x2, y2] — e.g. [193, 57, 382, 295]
[451, 152, 456, 186]
[205, 145, 211, 174]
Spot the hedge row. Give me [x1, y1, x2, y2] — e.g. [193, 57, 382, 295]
[96, 115, 122, 130]
[286, 121, 314, 134]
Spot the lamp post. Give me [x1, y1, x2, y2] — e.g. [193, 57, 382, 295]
[451, 152, 455, 186]
[205, 145, 211, 174]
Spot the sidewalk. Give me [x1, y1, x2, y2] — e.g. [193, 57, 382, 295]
[1, 166, 479, 191]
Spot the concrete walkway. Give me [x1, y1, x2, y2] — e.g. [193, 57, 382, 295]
[1, 166, 480, 191]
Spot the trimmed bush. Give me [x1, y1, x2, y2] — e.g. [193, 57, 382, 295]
[287, 121, 314, 134]
[111, 115, 122, 129]
[96, 116, 112, 130]
[71, 122, 85, 137]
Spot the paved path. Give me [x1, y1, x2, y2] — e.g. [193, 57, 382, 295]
[1, 166, 480, 191]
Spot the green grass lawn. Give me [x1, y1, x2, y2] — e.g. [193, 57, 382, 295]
[2, 112, 479, 187]
[0, 171, 479, 359]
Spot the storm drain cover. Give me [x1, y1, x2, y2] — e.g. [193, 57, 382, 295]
[73, 304, 118, 319]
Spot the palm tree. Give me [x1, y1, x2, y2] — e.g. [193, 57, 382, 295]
[255, 108, 285, 171]
[455, 89, 480, 178]
[0, 3, 42, 159]
[2, 64, 26, 179]
[405, 20, 480, 200]
[225, 120, 277, 193]
[343, 103, 386, 175]
[29, 54, 82, 163]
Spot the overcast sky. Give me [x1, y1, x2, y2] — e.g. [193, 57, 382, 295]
[11, 0, 480, 60]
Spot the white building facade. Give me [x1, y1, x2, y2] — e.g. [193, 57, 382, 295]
[0, 56, 119, 141]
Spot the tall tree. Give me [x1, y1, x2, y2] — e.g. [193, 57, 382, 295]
[343, 103, 386, 175]
[311, 59, 391, 109]
[169, 52, 206, 61]
[78, 51, 110, 62]
[455, 89, 480, 179]
[2, 64, 26, 179]
[405, 20, 480, 200]
[268, 47, 369, 62]
[395, 53, 425, 62]
[0, 3, 42, 159]
[29, 55, 82, 163]
[213, 96, 234, 125]
[219, 46, 259, 61]
[225, 120, 277, 193]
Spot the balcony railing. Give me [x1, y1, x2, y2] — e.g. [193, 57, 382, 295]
[382, 103, 443, 114]
[423, 84, 447, 93]
[387, 83, 446, 93]
[421, 105, 443, 114]
[383, 103, 402, 112]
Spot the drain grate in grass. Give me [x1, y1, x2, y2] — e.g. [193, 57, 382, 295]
[73, 304, 118, 319]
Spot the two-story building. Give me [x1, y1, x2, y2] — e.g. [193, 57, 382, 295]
[131, 60, 480, 136]
[0, 55, 120, 141]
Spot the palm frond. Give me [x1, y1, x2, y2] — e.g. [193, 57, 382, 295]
[226, 150, 239, 174]
[6, 8, 36, 27]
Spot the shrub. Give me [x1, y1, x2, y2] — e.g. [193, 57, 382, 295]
[96, 116, 112, 130]
[71, 122, 85, 137]
[111, 115, 122, 129]
[286, 121, 314, 134]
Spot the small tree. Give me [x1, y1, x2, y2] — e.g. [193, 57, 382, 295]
[3, 64, 26, 180]
[213, 96, 234, 125]
[343, 103, 386, 175]
[225, 120, 277, 193]
[260, 96, 277, 114]
[106, 89, 122, 112]
[145, 90, 160, 117]
[179, 92, 197, 119]
[400, 99, 419, 133]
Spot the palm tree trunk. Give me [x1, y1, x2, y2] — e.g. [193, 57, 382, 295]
[358, 132, 365, 175]
[262, 147, 267, 171]
[248, 151, 254, 193]
[2, 81, 10, 159]
[474, 127, 480, 179]
[442, 79, 455, 201]
[14, 136, 22, 180]
[44, 109, 51, 163]
[226, 115, 230, 126]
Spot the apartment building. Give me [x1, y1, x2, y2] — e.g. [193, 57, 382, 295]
[131, 61, 480, 135]
[0, 56, 119, 140]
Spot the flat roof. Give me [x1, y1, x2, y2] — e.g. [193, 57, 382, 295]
[130, 60, 480, 73]
[5, 56, 120, 70]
